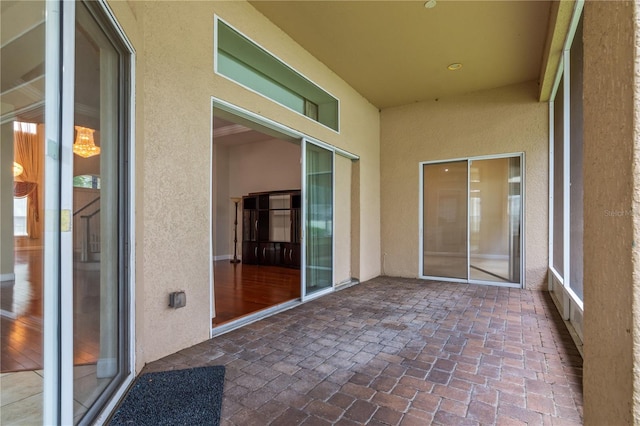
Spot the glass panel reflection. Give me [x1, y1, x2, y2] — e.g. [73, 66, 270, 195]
[305, 143, 333, 294]
[1, 1, 47, 424]
[73, 2, 122, 421]
[468, 157, 521, 283]
[423, 161, 468, 279]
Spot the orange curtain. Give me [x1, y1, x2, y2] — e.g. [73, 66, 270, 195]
[14, 123, 41, 239]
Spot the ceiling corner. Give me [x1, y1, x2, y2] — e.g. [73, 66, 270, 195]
[538, 0, 577, 102]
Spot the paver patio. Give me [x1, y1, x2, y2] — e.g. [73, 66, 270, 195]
[142, 276, 583, 425]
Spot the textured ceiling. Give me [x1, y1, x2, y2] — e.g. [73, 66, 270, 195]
[249, 0, 552, 109]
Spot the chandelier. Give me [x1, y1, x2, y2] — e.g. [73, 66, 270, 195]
[73, 126, 100, 158]
[13, 161, 23, 177]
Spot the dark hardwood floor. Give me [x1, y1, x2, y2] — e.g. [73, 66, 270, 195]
[2, 249, 45, 372]
[212, 260, 301, 326]
[1, 249, 100, 373]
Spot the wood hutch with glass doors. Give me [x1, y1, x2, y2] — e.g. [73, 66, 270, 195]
[242, 190, 301, 268]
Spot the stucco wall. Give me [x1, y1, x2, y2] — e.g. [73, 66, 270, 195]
[380, 81, 548, 289]
[583, 2, 638, 424]
[110, 0, 381, 368]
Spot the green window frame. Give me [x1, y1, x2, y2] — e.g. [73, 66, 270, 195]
[215, 17, 339, 132]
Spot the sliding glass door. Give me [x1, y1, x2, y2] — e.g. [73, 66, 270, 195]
[421, 154, 523, 287]
[72, 2, 132, 423]
[422, 161, 468, 279]
[302, 140, 334, 299]
[1, 1, 133, 424]
[1, 2, 62, 424]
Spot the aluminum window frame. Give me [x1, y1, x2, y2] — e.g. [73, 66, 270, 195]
[213, 16, 340, 133]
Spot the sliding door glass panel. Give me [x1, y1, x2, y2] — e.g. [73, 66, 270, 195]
[73, 2, 129, 422]
[569, 15, 584, 300]
[333, 154, 352, 286]
[468, 158, 521, 283]
[423, 161, 468, 279]
[305, 142, 333, 295]
[552, 77, 564, 277]
[1, 1, 52, 424]
[508, 157, 522, 284]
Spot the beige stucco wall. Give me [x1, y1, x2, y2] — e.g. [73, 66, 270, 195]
[380, 81, 548, 289]
[583, 2, 639, 424]
[110, 0, 380, 368]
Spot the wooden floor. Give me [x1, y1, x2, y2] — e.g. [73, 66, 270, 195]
[212, 260, 301, 326]
[1, 249, 100, 373]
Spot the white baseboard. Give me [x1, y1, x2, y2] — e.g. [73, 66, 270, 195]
[0, 273, 15, 282]
[214, 254, 238, 261]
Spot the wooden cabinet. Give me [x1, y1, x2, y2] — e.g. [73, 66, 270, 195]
[242, 241, 259, 264]
[242, 190, 301, 268]
[281, 243, 300, 268]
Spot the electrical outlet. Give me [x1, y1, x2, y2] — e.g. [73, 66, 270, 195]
[169, 291, 186, 308]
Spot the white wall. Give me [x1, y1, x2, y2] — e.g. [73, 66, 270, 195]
[228, 139, 302, 198]
[1, 123, 15, 279]
[213, 143, 230, 259]
[214, 138, 301, 258]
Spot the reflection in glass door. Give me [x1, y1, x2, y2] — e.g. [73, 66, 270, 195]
[1, 1, 57, 424]
[468, 157, 521, 283]
[422, 161, 468, 279]
[72, 2, 132, 423]
[421, 155, 523, 286]
[303, 141, 334, 298]
[2, 1, 132, 423]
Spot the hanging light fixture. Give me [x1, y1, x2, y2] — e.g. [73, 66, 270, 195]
[73, 126, 100, 158]
[13, 161, 24, 177]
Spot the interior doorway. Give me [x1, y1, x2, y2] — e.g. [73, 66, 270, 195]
[211, 112, 302, 326]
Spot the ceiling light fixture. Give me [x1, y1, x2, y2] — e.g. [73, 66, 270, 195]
[447, 63, 463, 71]
[13, 161, 24, 177]
[73, 126, 101, 158]
[424, 0, 437, 9]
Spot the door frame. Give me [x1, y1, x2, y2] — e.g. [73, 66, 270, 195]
[43, 1, 67, 422]
[209, 98, 358, 334]
[301, 138, 336, 302]
[418, 152, 526, 288]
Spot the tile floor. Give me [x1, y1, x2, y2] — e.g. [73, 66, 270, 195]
[143, 277, 583, 426]
[0, 365, 109, 424]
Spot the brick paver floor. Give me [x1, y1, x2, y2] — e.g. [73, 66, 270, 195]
[142, 277, 583, 425]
